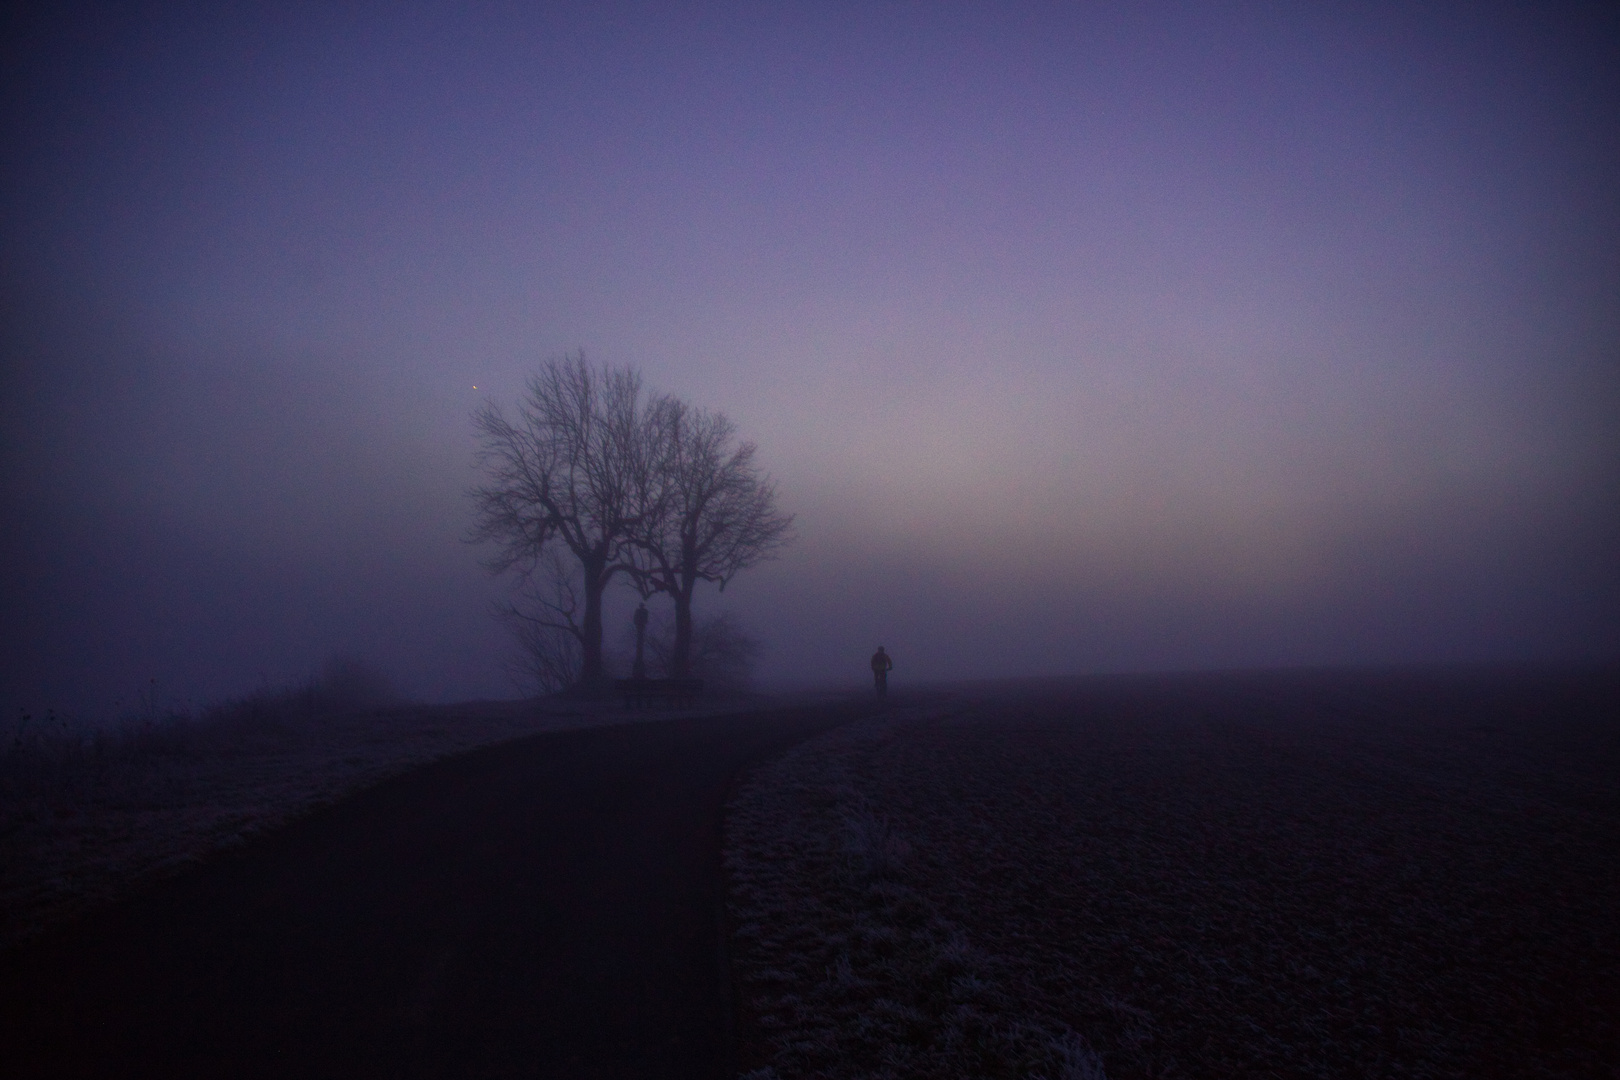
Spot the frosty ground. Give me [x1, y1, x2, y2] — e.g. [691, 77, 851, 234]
[725, 668, 1619, 1080]
[6, 666, 1614, 1078]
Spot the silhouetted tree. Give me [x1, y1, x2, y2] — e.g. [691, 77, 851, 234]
[645, 610, 763, 692]
[470, 354, 659, 687]
[494, 549, 585, 694]
[631, 401, 794, 678]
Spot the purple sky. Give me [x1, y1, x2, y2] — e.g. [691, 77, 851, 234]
[3, 1, 1617, 715]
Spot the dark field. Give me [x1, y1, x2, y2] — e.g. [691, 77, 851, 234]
[726, 667, 1620, 1079]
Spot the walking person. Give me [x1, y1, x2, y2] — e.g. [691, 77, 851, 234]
[870, 646, 893, 698]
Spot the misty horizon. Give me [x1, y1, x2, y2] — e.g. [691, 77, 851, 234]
[3, 2, 1617, 719]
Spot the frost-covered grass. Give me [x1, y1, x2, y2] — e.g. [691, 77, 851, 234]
[727, 705, 1113, 1080]
[1, 669, 746, 955]
[725, 670, 1619, 1079]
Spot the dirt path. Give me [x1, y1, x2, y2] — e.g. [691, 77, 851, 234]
[0, 704, 863, 1079]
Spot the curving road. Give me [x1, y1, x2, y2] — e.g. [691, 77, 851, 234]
[1, 705, 859, 1079]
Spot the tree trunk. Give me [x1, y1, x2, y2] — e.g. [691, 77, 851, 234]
[670, 582, 695, 679]
[579, 553, 607, 684]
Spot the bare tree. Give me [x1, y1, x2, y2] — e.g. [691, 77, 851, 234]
[470, 354, 657, 688]
[494, 549, 585, 695]
[632, 401, 794, 678]
[645, 610, 763, 693]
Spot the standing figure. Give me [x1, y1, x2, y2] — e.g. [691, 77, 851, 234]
[870, 646, 893, 697]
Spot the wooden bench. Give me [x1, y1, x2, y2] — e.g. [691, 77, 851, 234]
[613, 677, 704, 709]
